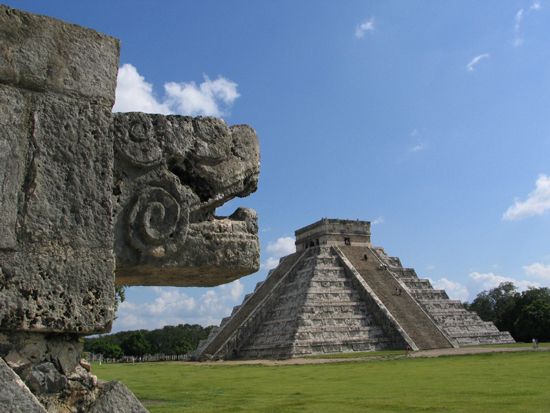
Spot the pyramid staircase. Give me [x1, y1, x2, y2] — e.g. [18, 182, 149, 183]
[193, 219, 514, 360]
[337, 245, 455, 350]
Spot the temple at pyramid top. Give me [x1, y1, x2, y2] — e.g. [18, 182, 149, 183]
[296, 218, 371, 251]
[194, 218, 514, 360]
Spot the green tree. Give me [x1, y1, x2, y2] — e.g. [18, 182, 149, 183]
[86, 339, 123, 359]
[468, 283, 550, 342]
[513, 288, 550, 342]
[468, 282, 520, 332]
[84, 324, 213, 358]
[121, 332, 151, 357]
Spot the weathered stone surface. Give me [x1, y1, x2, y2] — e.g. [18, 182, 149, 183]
[0, 5, 116, 335]
[113, 114, 260, 286]
[79, 358, 91, 373]
[4, 349, 31, 370]
[0, 5, 119, 105]
[0, 333, 102, 410]
[47, 339, 82, 375]
[0, 83, 114, 252]
[1, 332, 84, 373]
[20, 362, 68, 395]
[18, 93, 114, 248]
[0, 85, 28, 250]
[0, 358, 47, 413]
[0, 249, 114, 333]
[89, 381, 148, 413]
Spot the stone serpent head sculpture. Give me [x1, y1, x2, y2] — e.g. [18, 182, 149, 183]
[113, 113, 260, 287]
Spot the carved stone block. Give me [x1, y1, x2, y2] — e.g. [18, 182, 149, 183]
[89, 381, 148, 413]
[113, 114, 260, 286]
[0, 89, 115, 333]
[0, 85, 28, 250]
[0, 5, 119, 105]
[0, 5, 117, 335]
[0, 358, 47, 413]
[18, 93, 113, 248]
[0, 249, 114, 333]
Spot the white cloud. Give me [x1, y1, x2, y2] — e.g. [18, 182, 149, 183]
[266, 236, 296, 257]
[469, 271, 539, 291]
[466, 53, 490, 72]
[262, 236, 296, 270]
[514, 8, 525, 46]
[262, 256, 280, 271]
[502, 175, 550, 220]
[531, 0, 542, 10]
[372, 216, 385, 225]
[164, 77, 239, 117]
[113, 280, 245, 331]
[431, 278, 469, 302]
[524, 262, 550, 280]
[514, 2, 542, 46]
[113, 64, 170, 114]
[408, 128, 427, 153]
[410, 142, 426, 152]
[113, 63, 239, 117]
[355, 17, 375, 38]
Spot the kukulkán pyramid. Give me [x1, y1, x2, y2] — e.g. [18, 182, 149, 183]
[195, 219, 514, 359]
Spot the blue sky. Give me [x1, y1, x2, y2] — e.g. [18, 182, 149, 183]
[8, 0, 550, 332]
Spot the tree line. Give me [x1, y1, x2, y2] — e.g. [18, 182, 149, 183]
[464, 282, 550, 342]
[84, 323, 212, 359]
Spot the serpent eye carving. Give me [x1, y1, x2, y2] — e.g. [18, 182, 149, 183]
[114, 113, 163, 166]
[127, 186, 189, 258]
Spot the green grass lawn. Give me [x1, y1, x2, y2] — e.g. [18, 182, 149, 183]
[94, 351, 550, 413]
[466, 342, 550, 349]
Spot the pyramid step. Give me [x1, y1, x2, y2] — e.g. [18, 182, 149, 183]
[301, 302, 368, 309]
[445, 326, 501, 335]
[310, 280, 352, 288]
[411, 289, 448, 300]
[400, 278, 432, 289]
[312, 265, 346, 272]
[419, 300, 464, 311]
[433, 314, 486, 325]
[254, 281, 264, 291]
[302, 316, 365, 324]
[387, 256, 402, 268]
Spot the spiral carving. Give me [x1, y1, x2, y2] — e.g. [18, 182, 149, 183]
[127, 187, 189, 258]
[114, 113, 163, 167]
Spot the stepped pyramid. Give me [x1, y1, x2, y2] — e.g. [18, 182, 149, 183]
[194, 219, 514, 359]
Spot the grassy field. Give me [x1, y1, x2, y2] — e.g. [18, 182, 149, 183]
[94, 351, 550, 413]
[468, 342, 550, 349]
